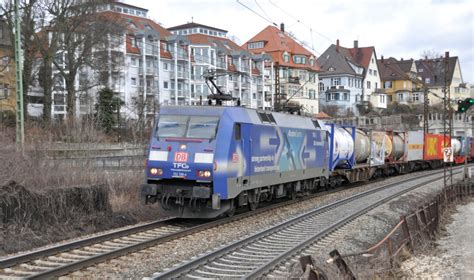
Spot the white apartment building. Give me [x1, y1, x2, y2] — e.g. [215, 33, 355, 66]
[28, 1, 273, 120]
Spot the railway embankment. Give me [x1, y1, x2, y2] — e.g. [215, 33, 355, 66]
[311, 178, 474, 279]
[0, 180, 164, 256]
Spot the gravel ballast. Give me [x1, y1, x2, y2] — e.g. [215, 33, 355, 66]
[58, 169, 464, 279]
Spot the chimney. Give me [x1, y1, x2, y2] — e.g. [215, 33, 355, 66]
[401, 57, 403, 61]
[381, 55, 384, 62]
[354, 40, 358, 48]
[280, 23, 285, 32]
[445, 51, 449, 58]
[336, 39, 339, 52]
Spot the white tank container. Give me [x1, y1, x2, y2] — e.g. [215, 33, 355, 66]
[354, 129, 370, 163]
[451, 138, 461, 156]
[384, 135, 393, 158]
[331, 127, 354, 166]
[391, 133, 406, 159]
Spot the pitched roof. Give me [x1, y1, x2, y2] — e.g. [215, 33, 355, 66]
[339, 45, 375, 70]
[415, 56, 458, 86]
[377, 57, 408, 81]
[187, 34, 244, 54]
[317, 44, 363, 76]
[317, 42, 376, 76]
[168, 22, 227, 33]
[242, 25, 319, 71]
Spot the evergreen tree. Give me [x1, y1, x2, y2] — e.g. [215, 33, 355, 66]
[95, 87, 122, 133]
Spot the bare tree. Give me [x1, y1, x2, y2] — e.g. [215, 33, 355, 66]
[44, 0, 125, 119]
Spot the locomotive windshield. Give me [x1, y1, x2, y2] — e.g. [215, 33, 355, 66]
[156, 115, 219, 139]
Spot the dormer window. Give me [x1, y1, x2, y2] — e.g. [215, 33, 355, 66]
[248, 41, 264, 49]
[309, 58, 315, 66]
[283, 52, 290, 63]
[293, 55, 306, 64]
[329, 67, 335, 71]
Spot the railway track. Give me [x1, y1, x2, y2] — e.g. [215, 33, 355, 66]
[152, 169, 463, 279]
[0, 167, 462, 279]
[0, 180, 350, 279]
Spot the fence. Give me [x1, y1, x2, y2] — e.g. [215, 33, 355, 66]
[330, 180, 474, 279]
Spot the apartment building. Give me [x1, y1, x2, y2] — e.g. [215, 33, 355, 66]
[168, 22, 272, 109]
[242, 24, 319, 114]
[29, 1, 271, 120]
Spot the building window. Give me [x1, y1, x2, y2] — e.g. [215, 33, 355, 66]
[131, 77, 137, 86]
[379, 94, 385, 103]
[371, 58, 374, 63]
[367, 81, 371, 89]
[163, 62, 168, 70]
[343, 92, 349, 101]
[413, 93, 419, 101]
[331, 78, 341, 86]
[375, 82, 378, 89]
[248, 41, 264, 49]
[293, 55, 307, 64]
[384, 81, 392, 88]
[0, 83, 9, 99]
[309, 89, 316, 99]
[419, 68, 424, 72]
[309, 58, 314, 66]
[398, 92, 404, 101]
[425, 77, 430, 84]
[283, 52, 290, 63]
[369, 69, 372, 75]
[163, 81, 168, 89]
[319, 82, 325, 92]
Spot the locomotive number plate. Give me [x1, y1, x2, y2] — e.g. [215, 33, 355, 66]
[174, 152, 188, 162]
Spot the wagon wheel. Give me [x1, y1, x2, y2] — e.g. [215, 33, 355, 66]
[226, 199, 236, 217]
[248, 200, 259, 211]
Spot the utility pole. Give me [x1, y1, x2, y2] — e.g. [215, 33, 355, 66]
[423, 86, 429, 134]
[14, 0, 24, 152]
[274, 62, 280, 111]
[443, 51, 453, 187]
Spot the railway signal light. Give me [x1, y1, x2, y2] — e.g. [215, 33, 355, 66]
[457, 98, 474, 113]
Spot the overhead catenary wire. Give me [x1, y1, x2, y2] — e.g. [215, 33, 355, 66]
[268, 0, 334, 44]
[236, 0, 277, 27]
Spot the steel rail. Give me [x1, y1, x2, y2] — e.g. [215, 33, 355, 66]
[153, 168, 463, 279]
[247, 170, 463, 278]
[0, 167, 461, 279]
[0, 218, 180, 269]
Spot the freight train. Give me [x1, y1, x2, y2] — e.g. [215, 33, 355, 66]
[140, 106, 472, 218]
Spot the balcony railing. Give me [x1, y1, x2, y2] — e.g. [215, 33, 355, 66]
[170, 71, 190, 79]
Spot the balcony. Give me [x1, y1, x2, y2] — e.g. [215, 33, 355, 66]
[170, 71, 189, 80]
[139, 68, 158, 76]
[288, 76, 300, 84]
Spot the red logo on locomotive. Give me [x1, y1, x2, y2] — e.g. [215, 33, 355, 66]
[174, 152, 188, 162]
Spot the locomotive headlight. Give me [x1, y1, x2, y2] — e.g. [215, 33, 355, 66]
[197, 170, 212, 178]
[150, 168, 163, 176]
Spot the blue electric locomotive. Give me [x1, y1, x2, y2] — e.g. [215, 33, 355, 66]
[140, 106, 330, 218]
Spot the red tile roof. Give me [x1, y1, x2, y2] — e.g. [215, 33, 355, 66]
[242, 25, 320, 72]
[337, 45, 375, 70]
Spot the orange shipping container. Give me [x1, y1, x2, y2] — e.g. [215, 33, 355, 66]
[423, 133, 449, 161]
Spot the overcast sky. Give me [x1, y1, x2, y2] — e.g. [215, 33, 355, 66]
[126, 0, 473, 83]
